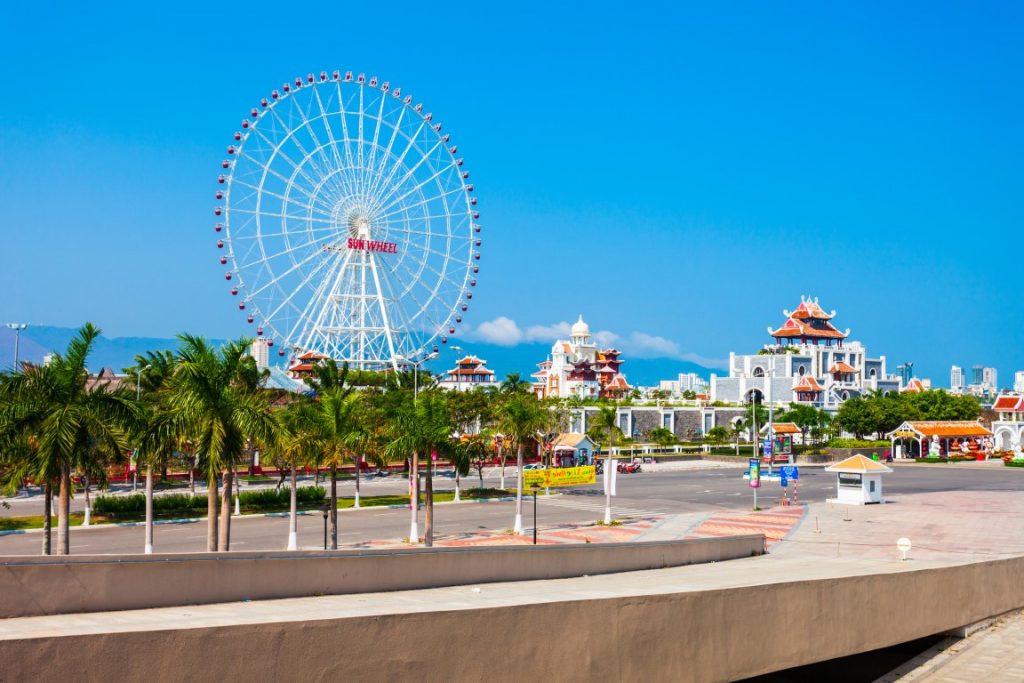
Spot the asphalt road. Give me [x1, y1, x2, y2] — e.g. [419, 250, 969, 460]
[2, 465, 1021, 557]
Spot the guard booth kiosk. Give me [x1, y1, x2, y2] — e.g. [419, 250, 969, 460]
[825, 455, 892, 505]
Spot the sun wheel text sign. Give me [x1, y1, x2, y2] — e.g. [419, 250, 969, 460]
[523, 466, 596, 488]
[345, 238, 398, 254]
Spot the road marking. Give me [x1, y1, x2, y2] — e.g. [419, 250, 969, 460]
[540, 497, 664, 517]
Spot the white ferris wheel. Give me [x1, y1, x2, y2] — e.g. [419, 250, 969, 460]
[215, 70, 480, 369]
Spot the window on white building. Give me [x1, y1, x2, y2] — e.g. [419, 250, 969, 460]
[753, 367, 765, 377]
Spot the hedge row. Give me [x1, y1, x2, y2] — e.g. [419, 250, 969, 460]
[93, 486, 326, 515]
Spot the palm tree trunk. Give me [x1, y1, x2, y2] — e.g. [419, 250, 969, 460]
[207, 473, 218, 552]
[354, 460, 361, 508]
[498, 444, 505, 489]
[57, 464, 70, 555]
[144, 465, 154, 554]
[329, 465, 338, 550]
[83, 475, 91, 527]
[218, 468, 233, 551]
[513, 442, 524, 534]
[409, 450, 419, 543]
[604, 431, 614, 525]
[41, 480, 52, 556]
[424, 456, 434, 547]
[455, 470, 461, 502]
[287, 465, 298, 550]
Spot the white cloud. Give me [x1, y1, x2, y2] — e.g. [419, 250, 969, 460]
[622, 332, 680, 358]
[467, 316, 727, 368]
[471, 316, 523, 346]
[592, 330, 621, 348]
[523, 321, 572, 342]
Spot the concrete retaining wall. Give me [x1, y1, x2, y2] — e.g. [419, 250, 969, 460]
[4, 556, 1024, 682]
[0, 535, 764, 618]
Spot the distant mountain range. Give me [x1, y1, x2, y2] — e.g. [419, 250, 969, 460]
[0, 326, 723, 386]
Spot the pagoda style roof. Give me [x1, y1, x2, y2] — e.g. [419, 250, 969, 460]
[784, 296, 836, 321]
[768, 422, 801, 435]
[769, 317, 848, 340]
[886, 421, 993, 439]
[455, 355, 487, 366]
[296, 350, 331, 361]
[829, 362, 858, 374]
[794, 376, 824, 392]
[447, 367, 495, 377]
[993, 394, 1024, 412]
[605, 375, 630, 390]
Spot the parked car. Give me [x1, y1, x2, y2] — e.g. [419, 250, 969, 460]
[523, 463, 546, 470]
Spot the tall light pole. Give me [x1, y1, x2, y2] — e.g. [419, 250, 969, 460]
[396, 351, 439, 544]
[5, 323, 28, 369]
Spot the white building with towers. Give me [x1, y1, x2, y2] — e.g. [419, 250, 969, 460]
[710, 296, 901, 409]
[532, 316, 631, 400]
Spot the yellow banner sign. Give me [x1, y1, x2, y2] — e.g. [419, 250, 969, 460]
[523, 465, 596, 488]
[893, 431, 917, 438]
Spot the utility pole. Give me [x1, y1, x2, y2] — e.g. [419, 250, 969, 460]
[5, 323, 28, 369]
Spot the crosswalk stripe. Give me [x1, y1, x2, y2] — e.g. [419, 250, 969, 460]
[540, 497, 664, 517]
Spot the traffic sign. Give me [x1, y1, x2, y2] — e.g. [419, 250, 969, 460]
[780, 475, 788, 487]
[779, 465, 799, 480]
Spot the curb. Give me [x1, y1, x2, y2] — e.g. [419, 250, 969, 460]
[0, 495, 522, 537]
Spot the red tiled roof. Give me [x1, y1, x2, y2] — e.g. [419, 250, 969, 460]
[769, 422, 801, 435]
[898, 421, 993, 437]
[791, 299, 834, 320]
[829, 362, 858, 374]
[794, 376, 824, 392]
[994, 395, 1024, 412]
[901, 378, 926, 393]
[770, 317, 847, 339]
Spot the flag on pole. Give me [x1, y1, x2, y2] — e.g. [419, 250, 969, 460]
[129, 448, 138, 473]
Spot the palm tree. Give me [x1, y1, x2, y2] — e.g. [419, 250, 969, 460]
[274, 402, 321, 550]
[593, 404, 619, 524]
[125, 350, 176, 554]
[304, 387, 360, 548]
[500, 372, 532, 396]
[0, 324, 136, 555]
[386, 390, 452, 546]
[497, 393, 548, 534]
[162, 335, 277, 552]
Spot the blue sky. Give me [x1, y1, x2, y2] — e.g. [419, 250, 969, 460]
[1, 2, 1021, 386]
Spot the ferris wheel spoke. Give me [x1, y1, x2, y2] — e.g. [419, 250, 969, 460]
[362, 90, 389, 197]
[262, 250, 340, 329]
[311, 87, 360, 202]
[231, 208, 335, 226]
[367, 117, 429, 202]
[235, 231, 337, 270]
[333, 81, 358, 174]
[245, 246, 327, 300]
[243, 125, 328, 198]
[367, 103, 406, 199]
[266, 98, 336, 188]
[234, 151, 317, 203]
[380, 184, 467, 221]
[230, 177, 333, 219]
[373, 138, 447, 210]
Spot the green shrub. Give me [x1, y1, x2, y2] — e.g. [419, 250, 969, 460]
[237, 486, 324, 508]
[827, 439, 889, 449]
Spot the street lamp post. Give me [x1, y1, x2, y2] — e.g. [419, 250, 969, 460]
[396, 351, 439, 544]
[321, 503, 329, 550]
[5, 323, 28, 369]
[531, 483, 540, 544]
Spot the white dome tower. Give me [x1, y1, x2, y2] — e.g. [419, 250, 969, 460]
[571, 314, 591, 345]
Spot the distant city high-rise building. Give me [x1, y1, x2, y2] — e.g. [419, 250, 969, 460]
[897, 363, 914, 386]
[249, 339, 270, 370]
[950, 365, 965, 394]
[983, 367, 998, 394]
[1015, 371, 1024, 394]
[972, 365, 985, 386]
